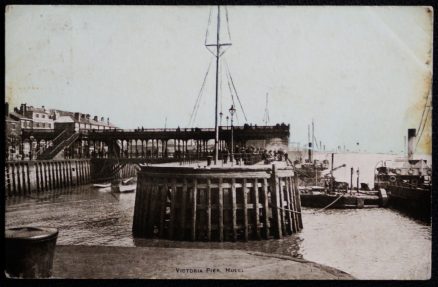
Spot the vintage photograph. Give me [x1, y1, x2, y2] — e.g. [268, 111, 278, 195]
[4, 5, 432, 280]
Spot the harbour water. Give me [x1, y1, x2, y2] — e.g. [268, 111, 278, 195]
[6, 183, 431, 279]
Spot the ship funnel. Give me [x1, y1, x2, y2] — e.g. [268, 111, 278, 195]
[407, 128, 416, 160]
[308, 143, 313, 162]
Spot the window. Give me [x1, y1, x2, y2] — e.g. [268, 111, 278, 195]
[36, 114, 39, 118]
[42, 115, 45, 118]
[36, 123, 40, 128]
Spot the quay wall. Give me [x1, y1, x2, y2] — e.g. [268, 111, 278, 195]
[5, 159, 139, 197]
[133, 165, 303, 242]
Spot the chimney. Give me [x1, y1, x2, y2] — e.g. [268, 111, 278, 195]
[74, 112, 81, 121]
[407, 129, 416, 160]
[93, 116, 98, 121]
[107, 117, 110, 125]
[100, 117, 104, 122]
[20, 103, 27, 115]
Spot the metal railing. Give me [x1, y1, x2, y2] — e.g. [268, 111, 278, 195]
[86, 125, 290, 133]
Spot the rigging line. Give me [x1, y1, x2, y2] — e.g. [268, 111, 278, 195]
[219, 57, 223, 119]
[204, 6, 213, 46]
[204, 7, 217, 57]
[224, 67, 240, 124]
[188, 59, 213, 127]
[416, 92, 430, 133]
[224, 58, 248, 122]
[415, 106, 431, 150]
[225, 65, 237, 114]
[415, 95, 432, 148]
[225, 6, 232, 42]
[192, 59, 214, 125]
[191, 76, 208, 127]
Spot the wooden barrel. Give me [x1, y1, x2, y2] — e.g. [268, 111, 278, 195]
[132, 164, 302, 242]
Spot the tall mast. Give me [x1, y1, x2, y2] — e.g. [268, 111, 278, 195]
[263, 93, 270, 125]
[214, 5, 221, 165]
[312, 119, 315, 151]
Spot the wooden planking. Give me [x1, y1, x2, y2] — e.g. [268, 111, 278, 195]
[242, 178, 249, 241]
[206, 178, 212, 241]
[270, 165, 282, 239]
[294, 175, 303, 229]
[262, 178, 270, 239]
[285, 177, 294, 234]
[278, 179, 286, 235]
[147, 178, 158, 237]
[231, 178, 237, 241]
[291, 176, 300, 232]
[180, 178, 188, 240]
[218, 177, 224, 242]
[132, 174, 142, 235]
[159, 180, 168, 238]
[253, 178, 261, 239]
[132, 165, 299, 242]
[191, 178, 198, 241]
[169, 178, 177, 239]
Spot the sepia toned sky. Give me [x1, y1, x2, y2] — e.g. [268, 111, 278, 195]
[5, 5, 433, 154]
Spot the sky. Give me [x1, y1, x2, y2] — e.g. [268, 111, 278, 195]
[5, 5, 433, 154]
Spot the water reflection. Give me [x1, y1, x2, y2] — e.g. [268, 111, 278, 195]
[6, 185, 431, 279]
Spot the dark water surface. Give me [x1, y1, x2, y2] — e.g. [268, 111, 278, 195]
[6, 185, 431, 279]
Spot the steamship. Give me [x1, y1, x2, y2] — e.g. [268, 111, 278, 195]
[374, 129, 432, 221]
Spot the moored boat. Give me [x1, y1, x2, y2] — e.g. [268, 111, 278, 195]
[93, 183, 111, 189]
[374, 129, 431, 222]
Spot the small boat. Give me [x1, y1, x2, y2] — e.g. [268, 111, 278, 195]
[112, 183, 136, 193]
[122, 177, 135, 185]
[92, 183, 111, 188]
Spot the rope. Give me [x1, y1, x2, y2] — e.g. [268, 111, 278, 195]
[225, 6, 232, 42]
[416, 92, 430, 136]
[188, 59, 213, 127]
[224, 58, 248, 122]
[224, 62, 238, 120]
[415, 105, 431, 151]
[311, 193, 345, 212]
[270, 193, 345, 215]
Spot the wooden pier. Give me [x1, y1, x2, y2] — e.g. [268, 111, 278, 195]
[132, 164, 302, 241]
[4, 159, 138, 197]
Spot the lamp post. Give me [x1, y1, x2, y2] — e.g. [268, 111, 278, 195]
[219, 112, 223, 126]
[226, 116, 229, 129]
[229, 105, 236, 165]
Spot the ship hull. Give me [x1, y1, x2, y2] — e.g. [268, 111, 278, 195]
[300, 192, 381, 209]
[387, 185, 431, 222]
